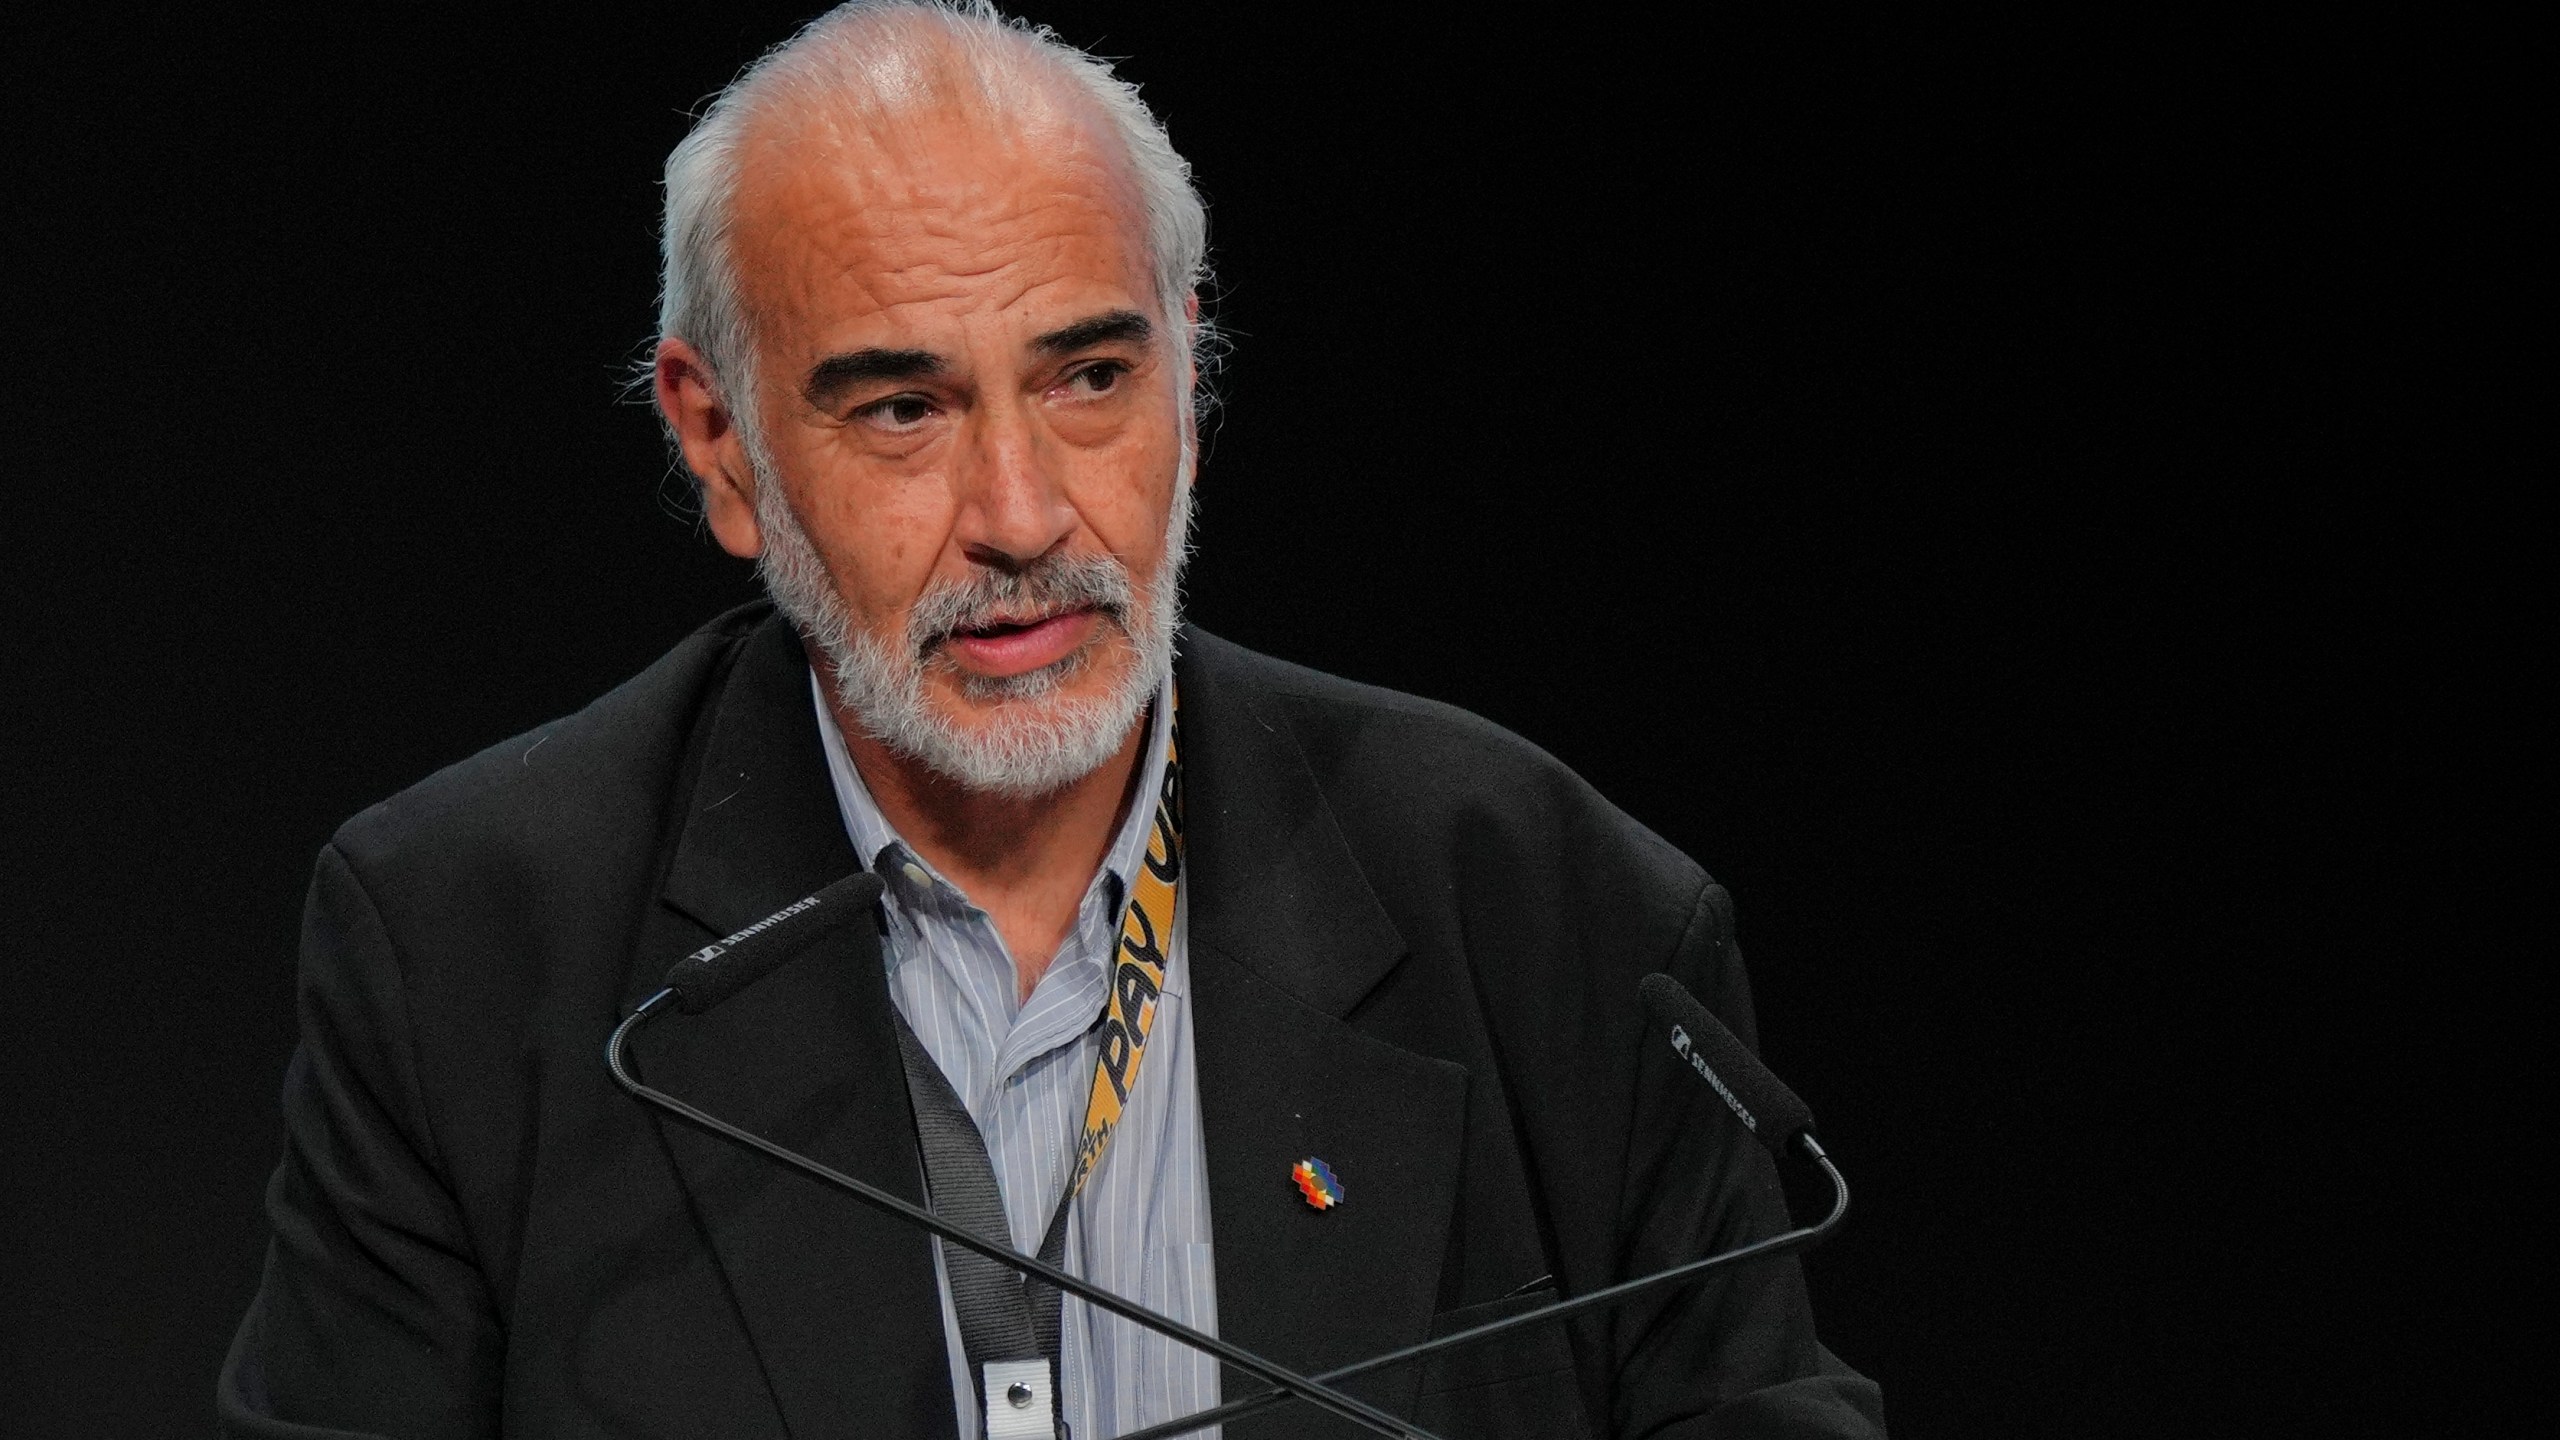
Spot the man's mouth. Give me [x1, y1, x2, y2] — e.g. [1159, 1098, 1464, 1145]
[954, 613, 1052, 640]
[940, 606, 1106, 678]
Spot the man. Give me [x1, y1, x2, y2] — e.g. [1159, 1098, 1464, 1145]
[220, 3, 1885, 1436]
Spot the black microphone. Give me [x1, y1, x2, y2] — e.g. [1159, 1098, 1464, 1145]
[1636, 970, 1822, 1161]
[659, 871, 886, 1013]
[606, 880, 1443, 1440]
[1112, 972, 1852, 1440]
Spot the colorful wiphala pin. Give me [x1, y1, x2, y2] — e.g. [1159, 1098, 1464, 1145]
[1291, 1157, 1344, 1210]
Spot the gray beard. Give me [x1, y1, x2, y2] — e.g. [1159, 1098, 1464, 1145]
[746, 437, 1194, 799]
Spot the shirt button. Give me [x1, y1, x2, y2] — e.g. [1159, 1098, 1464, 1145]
[902, 862, 931, 888]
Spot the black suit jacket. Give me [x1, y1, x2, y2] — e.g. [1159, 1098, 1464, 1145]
[219, 607, 1884, 1438]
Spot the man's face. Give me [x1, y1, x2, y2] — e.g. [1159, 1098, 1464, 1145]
[688, 103, 1191, 794]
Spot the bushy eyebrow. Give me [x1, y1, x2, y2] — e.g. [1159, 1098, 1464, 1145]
[802, 348, 943, 408]
[799, 311, 1149, 409]
[1032, 309, 1152, 357]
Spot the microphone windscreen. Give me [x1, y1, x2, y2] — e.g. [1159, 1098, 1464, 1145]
[1637, 972, 1816, 1155]
[662, 872, 885, 1015]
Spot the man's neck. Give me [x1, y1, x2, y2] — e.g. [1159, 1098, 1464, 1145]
[829, 693, 1149, 1002]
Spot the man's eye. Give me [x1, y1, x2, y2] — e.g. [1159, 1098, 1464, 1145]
[1066, 362, 1127, 396]
[860, 394, 937, 429]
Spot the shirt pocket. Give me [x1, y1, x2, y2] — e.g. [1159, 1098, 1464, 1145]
[1141, 1240, 1218, 1322]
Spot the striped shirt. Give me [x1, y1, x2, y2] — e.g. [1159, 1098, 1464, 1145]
[810, 674, 1220, 1439]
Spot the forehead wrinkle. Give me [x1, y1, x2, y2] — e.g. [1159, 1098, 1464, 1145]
[731, 107, 1158, 361]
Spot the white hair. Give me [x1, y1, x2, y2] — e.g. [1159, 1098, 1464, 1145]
[655, 0, 1214, 440]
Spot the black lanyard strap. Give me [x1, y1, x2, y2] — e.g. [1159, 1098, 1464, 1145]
[894, 1008, 1072, 1423]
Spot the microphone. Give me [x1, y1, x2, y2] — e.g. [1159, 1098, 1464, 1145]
[606, 880, 1443, 1440]
[1636, 970, 1822, 1160]
[1111, 972, 1852, 1440]
[659, 871, 886, 1013]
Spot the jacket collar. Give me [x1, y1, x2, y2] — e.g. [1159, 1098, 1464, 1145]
[656, 614, 863, 948]
[657, 617, 1416, 1012]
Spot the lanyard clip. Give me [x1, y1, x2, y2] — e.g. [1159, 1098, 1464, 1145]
[982, 1358, 1057, 1440]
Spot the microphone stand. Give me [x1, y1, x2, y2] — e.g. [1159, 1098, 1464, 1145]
[607, 988, 1445, 1440]
[1110, 1139, 1849, 1440]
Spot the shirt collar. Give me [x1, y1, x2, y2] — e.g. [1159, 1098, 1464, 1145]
[808, 666, 1176, 918]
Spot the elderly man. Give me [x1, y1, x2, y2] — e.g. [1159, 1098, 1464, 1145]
[219, 3, 1884, 1437]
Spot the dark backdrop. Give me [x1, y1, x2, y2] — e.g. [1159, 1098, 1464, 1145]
[4, 5, 2525, 1437]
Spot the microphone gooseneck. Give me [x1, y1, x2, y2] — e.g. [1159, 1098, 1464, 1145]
[606, 880, 1443, 1440]
[1110, 971, 1853, 1440]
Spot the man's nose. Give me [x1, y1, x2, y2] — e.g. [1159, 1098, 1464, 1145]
[951, 396, 1076, 570]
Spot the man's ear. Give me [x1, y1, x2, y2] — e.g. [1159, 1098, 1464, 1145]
[654, 337, 764, 560]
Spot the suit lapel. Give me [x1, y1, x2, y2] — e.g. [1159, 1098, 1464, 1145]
[1178, 633, 1470, 1434]
[626, 616, 956, 1439]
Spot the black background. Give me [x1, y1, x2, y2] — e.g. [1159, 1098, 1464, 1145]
[3, 5, 2527, 1436]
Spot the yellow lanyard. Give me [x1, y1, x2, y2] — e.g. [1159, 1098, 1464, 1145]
[1066, 692, 1183, 1199]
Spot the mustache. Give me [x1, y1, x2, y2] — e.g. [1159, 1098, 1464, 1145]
[906, 551, 1136, 655]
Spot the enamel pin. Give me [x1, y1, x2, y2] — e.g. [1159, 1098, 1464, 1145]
[1291, 1157, 1343, 1211]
